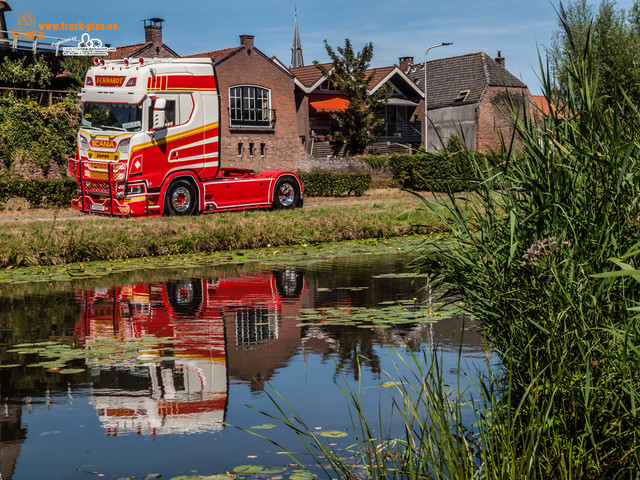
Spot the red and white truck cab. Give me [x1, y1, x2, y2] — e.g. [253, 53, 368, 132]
[69, 57, 303, 216]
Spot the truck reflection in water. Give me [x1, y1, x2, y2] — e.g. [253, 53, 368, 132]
[74, 270, 305, 436]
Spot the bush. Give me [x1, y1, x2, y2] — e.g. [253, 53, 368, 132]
[0, 178, 77, 208]
[359, 154, 389, 169]
[388, 151, 473, 192]
[0, 93, 80, 171]
[298, 171, 371, 197]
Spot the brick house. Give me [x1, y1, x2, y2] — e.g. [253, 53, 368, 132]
[404, 51, 533, 152]
[183, 35, 307, 171]
[290, 63, 424, 155]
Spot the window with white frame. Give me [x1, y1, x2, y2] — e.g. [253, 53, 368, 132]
[229, 86, 271, 127]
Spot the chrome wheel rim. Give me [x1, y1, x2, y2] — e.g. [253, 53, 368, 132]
[278, 182, 295, 207]
[171, 186, 192, 213]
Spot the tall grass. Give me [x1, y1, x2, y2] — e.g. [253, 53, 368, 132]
[413, 28, 640, 477]
[257, 25, 640, 480]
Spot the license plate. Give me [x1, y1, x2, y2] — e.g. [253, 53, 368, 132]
[90, 204, 106, 212]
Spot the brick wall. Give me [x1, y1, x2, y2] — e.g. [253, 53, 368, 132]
[476, 86, 533, 152]
[216, 46, 306, 171]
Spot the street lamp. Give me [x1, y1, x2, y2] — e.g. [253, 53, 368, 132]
[424, 42, 453, 151]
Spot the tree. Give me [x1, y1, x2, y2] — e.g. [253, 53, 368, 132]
[0, 56, 53, 89]
[314, 39, 391, 155]
[551, 0, 640, 103]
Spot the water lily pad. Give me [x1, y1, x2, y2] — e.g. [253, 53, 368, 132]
[202, 475, 236, 480]
[59, 368, 86, 374]
[232, 465, 264, 474]
[319, 430, 347, 438]
[289, 472, 316, 480]
[0, 364, 20, 369]
[250, 423, 277, 430]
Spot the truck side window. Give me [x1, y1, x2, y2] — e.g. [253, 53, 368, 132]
[149, 98, 177, 128]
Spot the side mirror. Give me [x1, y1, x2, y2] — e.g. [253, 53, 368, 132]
[152, 98, 166, 131]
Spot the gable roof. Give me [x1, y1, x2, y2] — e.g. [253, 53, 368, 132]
[182, 46, 242, 62]
[290, 63, 422, 98]
[289, 63, 332, 90]
[106, 41, 180, 60]
[406, 52, 527, 109]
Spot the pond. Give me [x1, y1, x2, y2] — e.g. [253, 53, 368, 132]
[0, 251, 487, 480]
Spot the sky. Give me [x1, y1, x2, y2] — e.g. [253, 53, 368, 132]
[5, 0, 639, 95]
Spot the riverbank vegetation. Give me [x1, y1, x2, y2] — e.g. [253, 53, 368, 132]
[260, 17, 640, 480]
[0, 198, 445, 269]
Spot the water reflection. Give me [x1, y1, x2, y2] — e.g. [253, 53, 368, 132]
[75, 271, 306, 437]
[0, 255, 486, 480]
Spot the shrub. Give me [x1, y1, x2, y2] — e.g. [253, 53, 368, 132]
[0, 178, 77, 208]
[388, 151, 473, 192]
[298, 171, 371, 197]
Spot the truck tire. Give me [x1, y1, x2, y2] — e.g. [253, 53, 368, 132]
[165, 179, 197, 216]
[274, 269, 305, 298]
[166, 279, 202, 316]
[272, 176, 300, 209]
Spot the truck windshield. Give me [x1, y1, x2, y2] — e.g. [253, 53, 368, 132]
[81, 102, 144, 132]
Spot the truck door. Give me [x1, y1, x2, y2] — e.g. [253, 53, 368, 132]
[146, 92, 205, 183]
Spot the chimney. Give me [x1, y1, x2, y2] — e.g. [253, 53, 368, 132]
[495, 50, 505, 68]
[399, 56, 414, 73]
[143, 18, 164, 45]
[240, 35, 254, 51]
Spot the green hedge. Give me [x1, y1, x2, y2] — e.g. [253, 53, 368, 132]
[298, 172, 371, 197]
[388, 152, 473, 192]
[0, 173, 372, 208]
[0, 178, 77, 208]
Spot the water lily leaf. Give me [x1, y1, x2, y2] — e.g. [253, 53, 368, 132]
[202, 475, 236, 480]
[232, 465, 264, 474]
[289, 472, 316, 480]
[0, 364, 20, 369]
[251, 423, 277, 430]
[142, 474, 163, 479]
[319, 430, 347, 438]
[169, 477, 201, 480]
[380, 382, 398, 388]
[59, 368, 86, 374]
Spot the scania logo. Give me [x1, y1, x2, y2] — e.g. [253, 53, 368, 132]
[90, 139, 116, 149]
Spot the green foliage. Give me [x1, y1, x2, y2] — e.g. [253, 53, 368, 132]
[298, 171, 371, 197]
[314, 39, 391, 155]
[0, 178, 77, 207]
[551, 0, 640, 103]
[0, 93, 80, 171]
[388, 152, 472, 192]
[416, 27, 640, 476]
[0, 56, 54, 89]
[60, 56, 95, 89]
[359, 154, 389, 169]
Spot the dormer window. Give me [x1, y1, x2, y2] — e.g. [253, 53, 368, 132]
[454, 90, 470, 102]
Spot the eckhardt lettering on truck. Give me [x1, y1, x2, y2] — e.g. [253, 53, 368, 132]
[68, 57, 303, 217]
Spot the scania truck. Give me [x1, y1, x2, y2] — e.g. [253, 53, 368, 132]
[69, 57, 303, 216]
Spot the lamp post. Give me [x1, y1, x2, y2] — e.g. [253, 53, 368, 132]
[423, 42, 452, 151]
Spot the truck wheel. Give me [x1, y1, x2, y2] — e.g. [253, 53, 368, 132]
[274, 269, 305, 298]
[272, 176, 300, 209]
[165, 179, 197, 215]
[166, 279, 202, 316]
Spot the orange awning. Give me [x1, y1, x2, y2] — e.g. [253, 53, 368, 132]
[309, 95, 349, 113]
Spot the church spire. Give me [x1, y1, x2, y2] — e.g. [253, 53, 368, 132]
[290, 10, 304, 68]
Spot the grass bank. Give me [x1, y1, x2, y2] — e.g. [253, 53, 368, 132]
[0, 197, 443, 269]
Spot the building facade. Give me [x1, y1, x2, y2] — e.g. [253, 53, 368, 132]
[405, 51, 533, 152]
